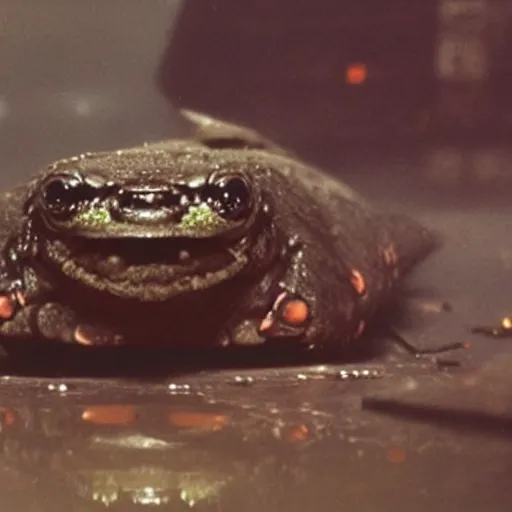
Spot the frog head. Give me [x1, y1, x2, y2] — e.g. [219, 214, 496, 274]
[26, 144, 277, 302]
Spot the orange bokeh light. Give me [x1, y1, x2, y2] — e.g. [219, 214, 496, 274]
[346, 63, 367, 85]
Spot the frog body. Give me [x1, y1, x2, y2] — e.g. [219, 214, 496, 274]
[0, 111, 436, 351]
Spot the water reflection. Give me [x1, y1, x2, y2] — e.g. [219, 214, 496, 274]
[0, 380, 333, 510]
[0, 356, 512, 511]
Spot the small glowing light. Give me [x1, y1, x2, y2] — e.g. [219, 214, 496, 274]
[502, 317, 512, 329]
[346, 63, 367, 85]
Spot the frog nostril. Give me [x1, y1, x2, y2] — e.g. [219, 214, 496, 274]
[117, 191, 183, 211]
[118, 191, 159, 210]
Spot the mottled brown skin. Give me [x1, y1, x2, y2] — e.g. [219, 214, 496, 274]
[0, 111, 436, 350]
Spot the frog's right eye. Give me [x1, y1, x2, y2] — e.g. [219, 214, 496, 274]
[40, 174, 96, 220]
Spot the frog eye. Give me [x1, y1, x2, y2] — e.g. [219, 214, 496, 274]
[206, 176, 252, 221]
[40, 174, 95, 219]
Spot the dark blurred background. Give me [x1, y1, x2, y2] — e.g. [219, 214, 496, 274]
[1, 0, 511, 186]
[159, 0, 512, 159]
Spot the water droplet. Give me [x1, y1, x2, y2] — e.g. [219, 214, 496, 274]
[232, 375, 254, 386]
[336, 368, 383, 381]
[47, 382, 70, 393]
[287, 235, 300, 249]
[168, 383, 192, 394]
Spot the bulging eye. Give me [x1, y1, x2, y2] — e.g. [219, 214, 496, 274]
[206, 175, 252, 221]
[40, 173, 95, 220]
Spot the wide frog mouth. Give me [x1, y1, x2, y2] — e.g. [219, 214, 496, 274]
[41, 231, 252, 301]
[29, 165, 266, 300]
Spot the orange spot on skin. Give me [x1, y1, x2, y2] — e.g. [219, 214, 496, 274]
[354, 320, 366, 339]
[168, 411, 229, 431]
[286, 424, 310, 442]
[260, 293, 310, 332]
[0, 296, 15, 320]
[350, 270, 366, 296]
[82, 405, 137, 425]
[281, 299, 309, 326]
[387, 446, 407, 464]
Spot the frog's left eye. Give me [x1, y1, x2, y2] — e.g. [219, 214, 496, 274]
[205, 176, 252, 221]
[40, 174, 96, 220]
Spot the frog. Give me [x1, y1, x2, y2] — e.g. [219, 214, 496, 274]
[0, 110, 438, 352]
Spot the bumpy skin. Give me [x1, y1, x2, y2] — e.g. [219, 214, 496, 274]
[0, 111, 436, 351]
